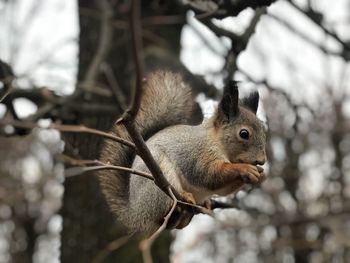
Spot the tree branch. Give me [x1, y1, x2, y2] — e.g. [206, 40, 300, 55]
[80, 0, 114, 93]
[268, 13, 340, 56]
[0, 120, 135, 149]
[140, 187, 178, 263]
[0, 60, 15, 103]
[186, 0, 275, 19]
[62, 156, 154, 180]
[116, 0, 185, 202]
[288, 0, 350, 54]
[92, 234, 133, 263]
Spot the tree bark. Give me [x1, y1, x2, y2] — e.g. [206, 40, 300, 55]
[60, 1, 185, 262]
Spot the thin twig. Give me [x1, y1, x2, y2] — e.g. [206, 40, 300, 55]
[0, 59, 15, 102]
[242, 7, 267, 40]
[187, 0, 274, 19]
[62, 157, 154, 180]
[140, 187, 178, 263]
[202, 19, 241, 42]
[127, 0, 144, 119]
[188, 23, 226, 56]
[238, 68, 315, 115]
[1, 86, 47, 105]
[115, 0, 217, 224]
[92, 234, 133, 263]
[177, 200, 213, 216]
[142, 14, 186, 25]
[117, 0, 185, 202]
[0, 77, 15, 103]
[288, 0, 350, 52]
[124, 122, 183, 200]
[24, 103, 56, 122]
[0, 120, 135, 149]
[209, 199, 239, 209]
[100, 63, 127, 110]
[229, 10, 263, 82]
[81, 0, 113, 93]
[65, 165, 154, 180]
[268, 13, 339, 56]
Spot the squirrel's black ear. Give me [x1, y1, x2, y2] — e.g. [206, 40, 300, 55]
[218, 80, 239, 120]
[242, 91, 259, 114]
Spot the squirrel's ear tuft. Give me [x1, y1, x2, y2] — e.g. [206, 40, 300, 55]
[218, 80, 239, 121]
[242, 91, 259, 114]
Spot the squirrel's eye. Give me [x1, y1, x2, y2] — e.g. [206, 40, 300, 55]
[239, 129, 249, 140]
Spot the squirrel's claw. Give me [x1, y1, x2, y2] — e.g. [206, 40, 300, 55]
[181, 191, 196, 205]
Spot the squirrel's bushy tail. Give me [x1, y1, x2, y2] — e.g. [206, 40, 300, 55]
[98, 71, 201, 230]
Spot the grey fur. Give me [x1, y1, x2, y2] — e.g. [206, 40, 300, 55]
[98, 71, 200, 234]
[99, 71, 267, 234]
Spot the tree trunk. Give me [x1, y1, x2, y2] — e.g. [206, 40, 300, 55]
[60, 1, 185, 262]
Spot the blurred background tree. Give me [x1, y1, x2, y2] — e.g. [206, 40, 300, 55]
[0, 0, 349, 262]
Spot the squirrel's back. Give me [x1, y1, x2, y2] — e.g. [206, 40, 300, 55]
[98, 71, 201, 230]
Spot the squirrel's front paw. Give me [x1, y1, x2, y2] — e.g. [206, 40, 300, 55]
[181, 191, 196, 204]
[236, 164, 262, 184]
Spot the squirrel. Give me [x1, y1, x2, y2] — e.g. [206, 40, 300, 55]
[98, 70, 267, 234]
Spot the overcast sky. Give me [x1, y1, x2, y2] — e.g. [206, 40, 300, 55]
[0, 0, 349, 262]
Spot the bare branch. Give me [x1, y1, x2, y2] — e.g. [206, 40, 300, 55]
[186, 0, 275, 19]
[66, 165, 154, 180]
[107, 2, 228, 233]
[92, 234, 133, 263]
[288, 0, 350, 54]
[100, 63, 127, 111]
[140, 187, 178, 263]
[126, 0, 145, 119]
[142, 14, 186, 25]
[0, 120, 135, 149]
[208, 199, 239, 209]
[62, 157, 154, 181]
[1, 87, 51, 105]
[115, 0, 185, 202]
[80, 0, 114, 93]
[189, 23, 227, 56]
[242, 7, 267, 40]
[0, 77, 15, 103]
[202, 19, 241, 42]
[226, 8, 266, 81]
[238, 68, 315, 115]
[268, 13, 340, 56]
[0, 60, 15, 102]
